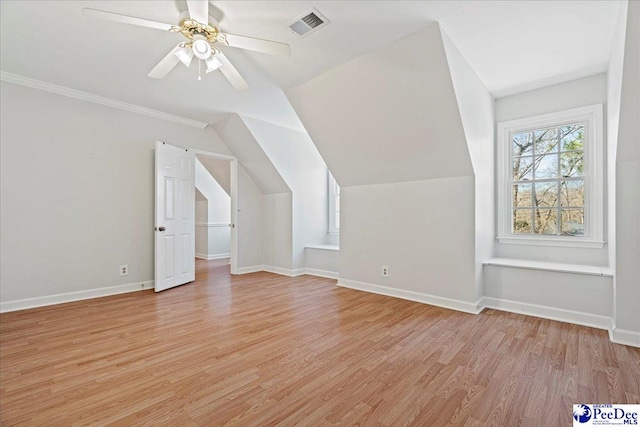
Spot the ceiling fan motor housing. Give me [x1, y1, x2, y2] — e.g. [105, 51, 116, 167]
[176, 12, 220, 45]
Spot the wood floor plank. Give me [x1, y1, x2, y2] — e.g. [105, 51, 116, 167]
[1, 259, 639, 426]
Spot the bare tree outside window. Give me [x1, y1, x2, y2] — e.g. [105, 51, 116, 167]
[511, 123, 585, 236]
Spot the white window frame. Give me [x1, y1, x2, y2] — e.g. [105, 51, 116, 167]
[328, 171, 340, 234]
[497, 104, 604, 248]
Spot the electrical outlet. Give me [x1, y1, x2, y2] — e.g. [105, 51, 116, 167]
[381, 266, 389, 277]
[119, 264, 128, 276]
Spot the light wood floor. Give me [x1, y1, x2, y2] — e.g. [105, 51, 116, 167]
[1, 260, 639, 426]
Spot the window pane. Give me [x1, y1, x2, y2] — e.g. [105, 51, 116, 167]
[513, 131, 533, 157]
[534, 209, 558, 235]
[513, 156, 533, 180]
[534, 182, 558, 208]
[512, 183, 532, 208]
[534, 128, 558, 155]
[561, 151, 584, 177]
[513, 209, 532, 234]
[534, 154, 559, 179]
[560, 180, 584, 207]
[335, 212, 340, 229]
[561, 208, 584, 236]
[560, 124, 584, 151]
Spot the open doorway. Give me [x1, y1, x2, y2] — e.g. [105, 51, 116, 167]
[191, 150, 239, 275]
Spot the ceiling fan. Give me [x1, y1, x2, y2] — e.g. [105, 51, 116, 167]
[83, 1, 291, 91]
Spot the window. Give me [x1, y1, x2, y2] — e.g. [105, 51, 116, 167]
[328, 172, 340, 233]
[497, 104, 603, 248]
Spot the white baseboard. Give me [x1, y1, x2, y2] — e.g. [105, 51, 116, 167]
[480, 296, 612, 331]
[611, 327, 640, 348]
[234, 265, 338, 280]
[304, 268, 339, 280]
[337, 278, 481, 314]
[235, 265, 264, 274]
[263, 265, 306, 277]
[195, 252, 230, 261]
[0, 281, 154, 313]
[332, 281, 625, 344]
[234, 265, 302, 277]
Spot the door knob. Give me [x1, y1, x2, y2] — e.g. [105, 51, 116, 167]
[156, 226, 166, 232]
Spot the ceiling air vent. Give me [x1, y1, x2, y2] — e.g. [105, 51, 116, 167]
[286, 8, 330, 38]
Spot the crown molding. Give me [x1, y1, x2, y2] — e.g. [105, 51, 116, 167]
[0, 71, 208, 129]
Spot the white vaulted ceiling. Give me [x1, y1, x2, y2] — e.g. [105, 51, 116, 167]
[440, 0, 621, 97]
[0, 1, 622, 130]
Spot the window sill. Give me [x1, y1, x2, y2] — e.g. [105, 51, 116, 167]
[306, 245, 340, 251]
[497, 236, 604, 249]
[483, 257, 612, 277]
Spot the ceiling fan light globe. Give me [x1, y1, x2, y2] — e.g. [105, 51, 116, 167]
[205, 56, 222, 73]
[192, 39, 212, 60]
[175, 47, 194, 67]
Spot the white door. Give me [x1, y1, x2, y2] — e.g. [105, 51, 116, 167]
[155, 141, 195, 292]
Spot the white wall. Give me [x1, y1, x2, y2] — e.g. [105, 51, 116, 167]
[194, 157, 231, 259]
[0, 82, 232, 303]
[483, 266, 613, 324]
[242, 117, 329, 270]
[496, 73, 608, 123]
[195, 199, 209, 256]
[489, 72, 614, 330]
[213, 114, 294, 271]
[237, 164, 263, 270]
[340, 177, 477, 304]
[262, 193, 293, 270]
[442, 28, 496, 302]
[305, 247, 339, 276]
[612, 0, 640, 343]
[494, 73, 609, 266]
[607, 0, 628, 337]
[215, 114, 329, 272]
[287, 23, 473, 188]
[286, 23, 478, 308]
[607, 1, 628, 269]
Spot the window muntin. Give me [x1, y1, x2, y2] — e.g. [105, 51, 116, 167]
[510, 122, 586, 236]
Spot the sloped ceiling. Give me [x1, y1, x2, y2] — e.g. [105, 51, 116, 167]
[241, 116, 326, 191]
[440, 1, 621, 97]
[213, 114, 290, 194]
[286, 22, 473, 187]
[440, 29, 495, 178]
[0, 1, 468, 132]
[197, 156, 231, 196]
[1, 1, 620, 134]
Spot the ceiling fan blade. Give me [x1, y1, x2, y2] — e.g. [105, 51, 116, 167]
[218, 33, 291, 58]
[216, 53, 249, 91]
[186, 0, 209, 24]
[148, 45, 182, 79]
[82, 8, 174, 31]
